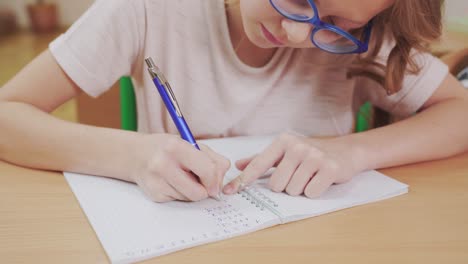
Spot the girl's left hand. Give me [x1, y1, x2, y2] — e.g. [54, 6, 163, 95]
[222, 133, 365, 198]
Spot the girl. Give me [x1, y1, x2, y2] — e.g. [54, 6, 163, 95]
[0, 0, 467, 202]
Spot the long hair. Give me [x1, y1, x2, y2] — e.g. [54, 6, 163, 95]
[349, 0, 445, 95]
[348, 0, 444, 127]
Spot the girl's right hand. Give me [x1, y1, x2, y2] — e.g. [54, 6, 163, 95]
[132, 134, 230, 203]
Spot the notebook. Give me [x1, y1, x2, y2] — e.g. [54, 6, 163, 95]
[63, 135, 408, 264]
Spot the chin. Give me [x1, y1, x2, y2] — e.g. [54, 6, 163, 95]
[253, 40, 275, 49]
[244, 28, 276, 49]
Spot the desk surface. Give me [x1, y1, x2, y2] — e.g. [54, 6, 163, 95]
[1, 153, 468, 264]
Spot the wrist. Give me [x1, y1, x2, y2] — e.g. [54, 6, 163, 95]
[127, 133, 157, 183]
[333, 134, 371, 172]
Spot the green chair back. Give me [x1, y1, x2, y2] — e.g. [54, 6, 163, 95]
[119, 77, 137, 131]
[355, 102, 372, 132]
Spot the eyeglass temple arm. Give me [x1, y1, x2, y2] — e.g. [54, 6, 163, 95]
[362, 19, 374, 43]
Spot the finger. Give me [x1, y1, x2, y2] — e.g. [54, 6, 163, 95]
[268, 147, 304, 193]
[138, 177, 177, 203]
[303, 168, 335, 198]
[160, 179, 189, 201]
[222, 166, 279, 195]
[224, 139, 287, 194]
[171, 140, 219, 196]
[235, 155, 256, 171]
[285, 158, 320, 196]
[199, 144, 231, 189]
[199, 144, 231, 172]
[237, 154, 284, 171]
[165, 168, 209, 201]
[222, 176, 245, 195]
[150, 194, 173, 203]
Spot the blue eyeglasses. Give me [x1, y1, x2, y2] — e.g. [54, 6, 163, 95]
[269, 0, 372, 54]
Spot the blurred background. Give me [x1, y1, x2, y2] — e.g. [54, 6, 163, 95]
[0, 0, 467, 128]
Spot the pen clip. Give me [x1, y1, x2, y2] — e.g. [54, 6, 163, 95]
[145, 57, 183, 117]
[163, 81, 183, 117]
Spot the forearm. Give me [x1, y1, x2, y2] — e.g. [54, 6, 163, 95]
[0, 101, 148, 182]
[343, 98, 468, 171]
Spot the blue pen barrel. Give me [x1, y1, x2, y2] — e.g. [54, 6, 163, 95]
[176, 116, 200, 149]
[152, 77, 200, 150]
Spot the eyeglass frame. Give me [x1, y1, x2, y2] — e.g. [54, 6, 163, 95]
[269, 0, 373, 54]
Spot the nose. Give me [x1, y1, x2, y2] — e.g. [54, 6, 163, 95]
[281, 19, 312, 44]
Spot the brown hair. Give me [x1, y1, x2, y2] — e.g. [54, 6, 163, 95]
[348, 0, 444, 127]
[350, 0, 445, 95]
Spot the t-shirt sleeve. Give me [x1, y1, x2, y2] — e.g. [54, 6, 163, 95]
[356, 47, 449, 118]
[49, 0, 146, 97]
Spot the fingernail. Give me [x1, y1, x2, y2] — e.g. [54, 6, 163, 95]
[223, 184, 234, 194]
[212, 193, 222, 201]
[210, 186, 220, 197]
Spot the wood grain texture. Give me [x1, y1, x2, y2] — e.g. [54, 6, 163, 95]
[1, 152, 467, 264]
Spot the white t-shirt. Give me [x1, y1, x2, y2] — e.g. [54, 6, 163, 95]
[49, 0, 448, 138]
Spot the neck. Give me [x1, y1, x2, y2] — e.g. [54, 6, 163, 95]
[225, 3, 277, 68]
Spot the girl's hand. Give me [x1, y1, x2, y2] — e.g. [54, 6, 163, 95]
[223, 133, 364, 198]
[132, 134, 230, 202]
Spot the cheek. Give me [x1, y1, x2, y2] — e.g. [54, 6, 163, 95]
[237, 0, 314, 49]
[239, 0, 271, 24]
[238, 0, 271, 45]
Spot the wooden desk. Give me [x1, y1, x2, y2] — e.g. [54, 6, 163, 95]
[1, 153, 468, 264]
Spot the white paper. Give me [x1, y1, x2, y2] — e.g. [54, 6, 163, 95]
[64, 136, 408, 263]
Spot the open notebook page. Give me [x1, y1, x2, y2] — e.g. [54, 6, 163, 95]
[243, 171, 408, 223]
[63, 136, 276, 263]
[64, 172, 279, 264]
[64, 135, 408, 263]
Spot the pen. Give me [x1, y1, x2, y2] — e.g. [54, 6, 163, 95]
[145, 57, 221, 201]
[145, 57, 199, 150]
